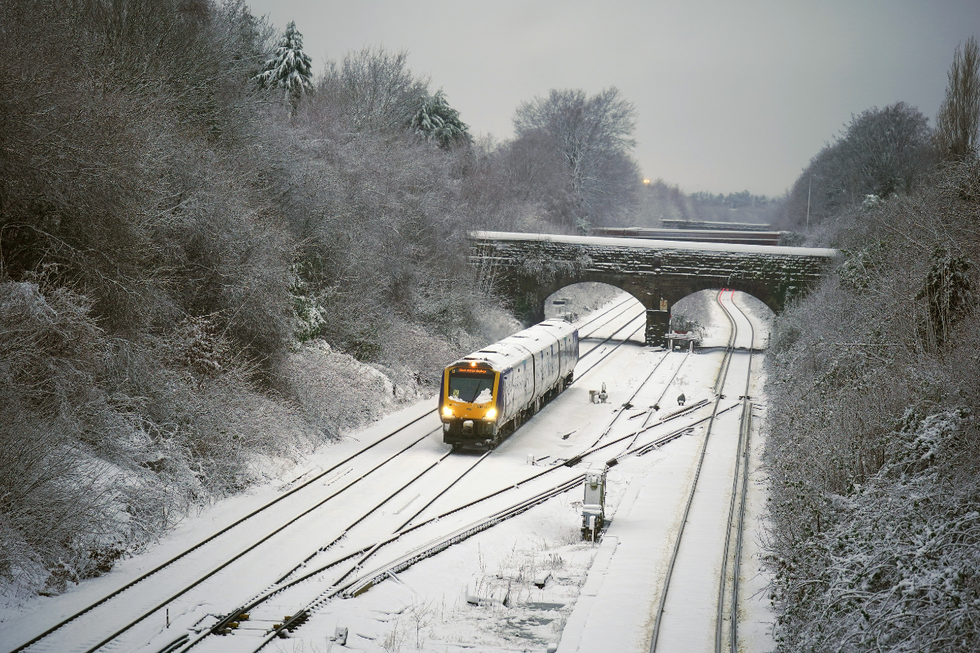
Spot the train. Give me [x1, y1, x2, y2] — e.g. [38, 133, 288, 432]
[439, 319, 579, 450]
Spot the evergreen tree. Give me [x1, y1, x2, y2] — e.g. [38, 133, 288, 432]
[255, 21, 313, 113]
[411, 89, 470, 148]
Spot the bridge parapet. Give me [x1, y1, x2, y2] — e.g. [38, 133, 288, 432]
[470, 231, 838, 345]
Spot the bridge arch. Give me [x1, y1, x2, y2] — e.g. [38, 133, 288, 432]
[519, 274, 650, 324]
[544, 282, 638, 321]
[471, 231, 837, 346]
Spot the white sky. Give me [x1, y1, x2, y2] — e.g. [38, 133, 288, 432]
[245, 0, 980, 197]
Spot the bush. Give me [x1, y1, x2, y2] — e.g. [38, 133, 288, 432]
[0, 279, 120, 590]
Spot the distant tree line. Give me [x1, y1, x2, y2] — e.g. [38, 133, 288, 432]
[635, 180, 779, 227]
[689, 190, 773, 210]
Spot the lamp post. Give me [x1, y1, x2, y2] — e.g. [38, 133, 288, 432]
[806, 175, 813, 231]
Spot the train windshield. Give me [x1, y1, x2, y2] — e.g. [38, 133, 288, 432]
[448, 371, 495, 404]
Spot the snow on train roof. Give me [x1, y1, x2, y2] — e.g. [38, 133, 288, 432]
[454, 319, 575, 371]
[469, 230, 838, 258]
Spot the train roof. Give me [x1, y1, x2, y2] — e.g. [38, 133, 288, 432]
[451, 319, 576, 372]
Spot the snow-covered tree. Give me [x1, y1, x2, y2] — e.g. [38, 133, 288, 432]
[319, 46, 428, 134]
[412, 89, 470, 148]
[935, 36, 980, 162]
[779, 103, 933, 228]
[918, 246, 973, 347]
[255, 21, 313, 113]
[512, 87, 640, 231]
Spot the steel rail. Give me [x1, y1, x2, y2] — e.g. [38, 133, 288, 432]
[259, 405, 723, 637]
[179, 297, 738, 653]
[621, 351, 696, 452]
[340, 475, 587, 600]
[175, 449, 498, 651]
[193, 309, 660, 649]
[25, 425, 437, 653]
[269, 397, 736, 649]
[193, 335, 686, 649]
[238, 294, 758, 653]
[249, 475, 589, 652]
[5, 410, 439, 653]
[729, 403, 752, 653]
[585, 349, 680, 449]
[273, 449, 457, 587]
[575, 295, 637, 333]
[393, 449, 494, 532]
[578, 306, 646, 357]
[572, 318, 646, 381]
[718, 291, 756, 653]
[238, 340, 712, 649]
[649, 289, 741, 653]
[14, 297, 647, 653]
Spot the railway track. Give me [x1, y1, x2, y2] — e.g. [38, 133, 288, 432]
[648, 290, 758, 653]
[717, 292, 757, 653]
[211, 310, 717, 650]
[576, 297, 645, 357]
[4, 409, 442, 653]
[574, 294, 636, 331]
[172, 304, 700, 651]
[165, 448, 506, 652]
[231, 303, 725, 650]
[233, 474, 590, 652]
[2, 295, 648, 653]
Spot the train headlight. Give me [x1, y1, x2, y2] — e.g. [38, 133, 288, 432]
[484, 407, 497, 421]
[442, 405, 454, 419]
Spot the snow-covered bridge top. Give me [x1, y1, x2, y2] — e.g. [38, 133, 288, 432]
[469, 230, 837, 259]
[467, 231, 839, 335]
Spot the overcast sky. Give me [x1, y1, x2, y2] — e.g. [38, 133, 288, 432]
[246, 0, 980, 197]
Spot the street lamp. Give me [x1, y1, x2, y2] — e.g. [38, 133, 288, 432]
[806, 175, 814, 231]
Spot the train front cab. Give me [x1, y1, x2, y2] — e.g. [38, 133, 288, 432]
[440, 362, 502, 449]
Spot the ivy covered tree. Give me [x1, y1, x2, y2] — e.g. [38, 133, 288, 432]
[412, 89, 470, 148]
[255, 21, 313, 113]
[918, 246, 973, 346]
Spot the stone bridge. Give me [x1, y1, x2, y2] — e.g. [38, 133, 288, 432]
[469, 231, 838, 346]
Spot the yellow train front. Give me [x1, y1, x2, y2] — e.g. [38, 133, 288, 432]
[440, 319, 579, 450]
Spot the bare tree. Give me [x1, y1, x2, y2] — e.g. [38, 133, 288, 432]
[319, 46, 429, 134]
[935, 36, 980, 162]
[513, 87, 640, 231]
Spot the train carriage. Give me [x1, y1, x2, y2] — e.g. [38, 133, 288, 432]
[440, 319, 578, 449]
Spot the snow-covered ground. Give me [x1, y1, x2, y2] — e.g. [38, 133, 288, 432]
[0, 292, 776, 653]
